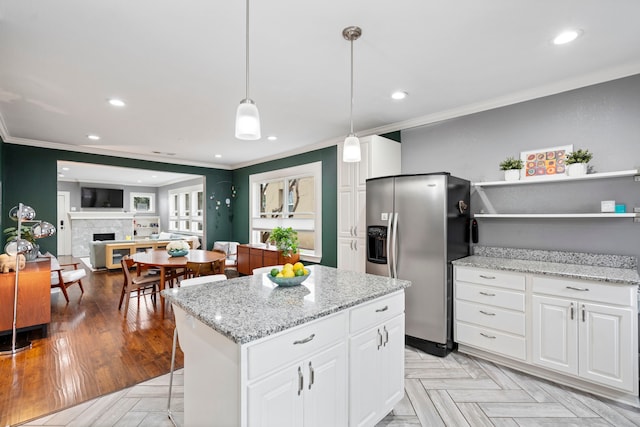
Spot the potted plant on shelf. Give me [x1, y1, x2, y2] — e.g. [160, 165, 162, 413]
[3, 225, 39, 261]
[499, 157, 524, 181]
[565, 148, 593, 177]
[269, 227, 299, 258]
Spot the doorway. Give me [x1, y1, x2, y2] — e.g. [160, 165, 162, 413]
[57, 191, 71, 255]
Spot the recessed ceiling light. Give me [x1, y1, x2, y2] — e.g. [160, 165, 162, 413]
[108, 98, 126, 107]
[267, 136, 277, 141]
[553, 29, 581, 45]
[58, 173, 64, 178]
[151, 175, 157, 178]
[391, 91, 408, 100]
[62, 167, 70, 171]
[87, 134, 101, 140]
[215, 154, 222, 158]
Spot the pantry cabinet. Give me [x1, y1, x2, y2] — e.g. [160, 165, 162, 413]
[337, 135, 400, 272]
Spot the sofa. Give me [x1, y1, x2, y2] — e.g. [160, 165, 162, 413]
[89, 233, 201, 269]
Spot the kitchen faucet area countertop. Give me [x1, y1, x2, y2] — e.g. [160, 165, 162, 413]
[453, 246, 640, 286]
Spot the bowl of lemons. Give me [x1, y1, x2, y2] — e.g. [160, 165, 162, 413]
[266, 262, 311, 287]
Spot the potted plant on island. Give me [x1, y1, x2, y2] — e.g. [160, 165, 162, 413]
[499, 157, 524, 181]
[269, 226, 299, 259]
[565, 148, 593, 177]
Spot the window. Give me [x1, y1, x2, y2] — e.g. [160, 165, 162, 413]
[168, 184, 204, 235]
[250, 162, 322, 262]
[130, 192, 155, 213]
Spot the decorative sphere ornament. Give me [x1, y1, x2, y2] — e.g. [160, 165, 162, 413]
[4, 239, 34, 256]
[9, 205, 36, 221]
[32, 221, 56, 238]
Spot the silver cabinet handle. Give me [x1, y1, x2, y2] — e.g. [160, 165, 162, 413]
[350, 240, 353, 250]
[308, 362, 314, 390]
[354, 240, 357, 251]
[377, 329, 383, 350]
[479, 310, 495, 316]
[354, 226, 357, 236]
[570, 302, 574, 320]
[298, 366, 303, 396]
[479, 275, 496, 279]
[375, 305, 389, 313]
[566, 286, 589, 292]
[383, 326, 389, 346]
[581, 304, 586, 322]
[293, 334, 315, 345]
[480, 332, 496, 339]
[479, 291, 495, 296]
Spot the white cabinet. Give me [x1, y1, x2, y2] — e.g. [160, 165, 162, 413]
[532, 276, 635, 392]
[349, 292, 405, 427]
[454, 266, 527, 361]
[247, 342, 347, 427]
[338, 135, 400, 272]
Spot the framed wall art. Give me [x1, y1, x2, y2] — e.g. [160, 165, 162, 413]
[521, 145, 572, 179]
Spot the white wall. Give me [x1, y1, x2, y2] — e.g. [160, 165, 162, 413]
[400, 73, 640, 260]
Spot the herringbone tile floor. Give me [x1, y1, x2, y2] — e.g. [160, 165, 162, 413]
[21, 347, 640, 426]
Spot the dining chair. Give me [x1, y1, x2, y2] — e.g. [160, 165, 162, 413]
[167, 273, 227, 425]
[119, 256, 161, 318]
[50, 256, 87, 303]
[183, 261, 216, 279]
[252, 265, 283, 275]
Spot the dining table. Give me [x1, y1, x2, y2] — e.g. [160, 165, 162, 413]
[131, 249, 226, 316]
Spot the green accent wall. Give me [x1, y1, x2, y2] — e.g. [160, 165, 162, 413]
[1, 144, 232, 255]
[231, 146, 338, 267]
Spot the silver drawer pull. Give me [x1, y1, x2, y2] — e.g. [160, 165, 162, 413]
[479, 291, 495, 296]
[298, 366, 303, 395]
[293, 334, 315, 345]
[566, 286, 589, 292]
[308, 362, 314, 390]
[375, 305, 389, 313]
[480, 332, 496, 339]
[479, 310, 495, 316]
[479, 275, 496, 279]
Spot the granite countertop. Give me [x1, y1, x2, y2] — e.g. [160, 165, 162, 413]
[453, 255, 640, 286]
[162, 265, 411, 345]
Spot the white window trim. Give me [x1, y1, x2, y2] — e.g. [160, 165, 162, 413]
[168, 184, 204, 236]
[249, 161, 322, 263]
[130, 192, 156, 213]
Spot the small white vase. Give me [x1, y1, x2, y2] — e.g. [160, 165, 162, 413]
[567, 163, 587, 177]
[504, 169, 520, 181]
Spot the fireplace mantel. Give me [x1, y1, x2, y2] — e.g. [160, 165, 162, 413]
[69, 212, 135, 220]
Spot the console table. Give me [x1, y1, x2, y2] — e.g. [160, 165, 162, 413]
[0, 259, 51, 336]
[237, 244, 299, 275]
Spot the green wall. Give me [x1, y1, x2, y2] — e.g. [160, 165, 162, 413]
[231, 146, 338, 267]
[1, 144, 232, 255]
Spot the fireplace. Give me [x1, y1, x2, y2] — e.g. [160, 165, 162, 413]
[93, 233, 116, 241]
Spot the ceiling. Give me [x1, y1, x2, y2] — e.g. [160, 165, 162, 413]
[1, 1, 640, 170]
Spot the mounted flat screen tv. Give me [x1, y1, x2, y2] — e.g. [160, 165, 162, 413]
[81, 187, 124, 208]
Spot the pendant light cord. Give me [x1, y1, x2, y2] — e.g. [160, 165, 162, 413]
[349, 37, 354, 135]
[245, 0, 250, 100]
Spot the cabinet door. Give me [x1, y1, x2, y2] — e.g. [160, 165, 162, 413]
[353, 237, 365, 273]
[237, 245, 250, 275]
[247, 364, 304, 427]
[303, 342, 348, 427]
[337, 238, 355, 271]
[338, 188, 355, 239]
[379, 314, 405, 410]
[349, 325, 382, 427]
[532, 295, 578, 375]
[355, 141, 369, 189]
[579, 302, 634, 392]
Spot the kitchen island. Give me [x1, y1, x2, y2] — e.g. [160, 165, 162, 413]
[163, 265, 410, 427]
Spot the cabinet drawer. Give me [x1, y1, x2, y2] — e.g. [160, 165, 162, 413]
[349, 291, 404, 334]
[455, 266, 525, 291]
[456, 322, 526, 361]
[532, 276, 634, 306]
[455, 282, 525, 311]
[455, 300, 525, 336]
[247, 312, 347, 380]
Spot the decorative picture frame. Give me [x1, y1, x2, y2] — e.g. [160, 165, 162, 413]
[520, 145, 573, 179]
[130, 192, 156, 213]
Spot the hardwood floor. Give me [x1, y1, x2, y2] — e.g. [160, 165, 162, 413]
[0, 257, 179, 427]
[20, 347, 640, 426]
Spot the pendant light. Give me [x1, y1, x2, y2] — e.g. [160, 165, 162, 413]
[342, 26, 362, 163]
[235, 0, 261, 140]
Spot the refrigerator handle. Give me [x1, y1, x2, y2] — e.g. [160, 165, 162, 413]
[392, 212, 399, 279]
[386, 212, 393, 278]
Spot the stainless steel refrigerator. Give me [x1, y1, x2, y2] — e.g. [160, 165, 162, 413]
[366, 173, 470, 356]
